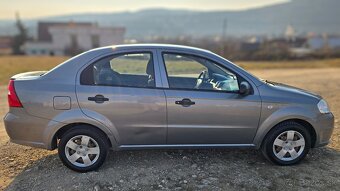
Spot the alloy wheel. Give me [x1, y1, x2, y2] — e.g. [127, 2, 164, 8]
[64, 135, 100, 167]
[272, 130, 305, 161]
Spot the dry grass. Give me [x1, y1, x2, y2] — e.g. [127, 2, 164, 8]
[237, 58, 340, 70]
[0, 56, 69, 85]
[1, 56, 340, 85]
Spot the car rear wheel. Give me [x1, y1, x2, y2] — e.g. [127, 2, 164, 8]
[261, 121, 311, 165]
[58, 126, 109, 172]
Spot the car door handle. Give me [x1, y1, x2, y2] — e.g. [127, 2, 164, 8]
[175, 98, 195, 107]
[88, 95, 109, 103]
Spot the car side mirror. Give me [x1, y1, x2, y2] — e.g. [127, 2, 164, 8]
[239, 81, 251, 95]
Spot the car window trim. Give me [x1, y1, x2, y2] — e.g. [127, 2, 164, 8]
[80, 51, 157, 89]
[79, 84, 240, 94]
[160, 51, 245, 94]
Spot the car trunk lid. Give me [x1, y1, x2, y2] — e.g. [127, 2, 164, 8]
[11, 71, 47, 80]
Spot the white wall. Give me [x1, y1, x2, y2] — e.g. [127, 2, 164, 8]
[49, 26, 125, 51]
[23, 42, 64, 55]
[24, 25, 125, 55]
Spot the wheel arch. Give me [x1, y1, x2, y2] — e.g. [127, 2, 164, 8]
[50, 122, 116, 150]
[42, 108, 120, 150]
[258, 118, 317, 149]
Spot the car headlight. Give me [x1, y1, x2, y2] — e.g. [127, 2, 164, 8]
[317, 99, 330, 114]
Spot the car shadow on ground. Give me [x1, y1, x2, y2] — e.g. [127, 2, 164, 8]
[5, 147, 340, 191]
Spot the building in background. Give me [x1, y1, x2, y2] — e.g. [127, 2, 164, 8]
[23, 22, 125, 56]
[307, 34, 340, 50]
[284, 24, 296, 41]
[0, 36, 13, 55]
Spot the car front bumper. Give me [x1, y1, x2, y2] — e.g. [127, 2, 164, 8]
[313, 112, 335, 148]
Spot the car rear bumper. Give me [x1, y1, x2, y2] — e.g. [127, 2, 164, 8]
[4, 108, 52, 149]
[313, 112, 335, 148]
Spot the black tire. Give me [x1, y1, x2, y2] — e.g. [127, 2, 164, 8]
[58, 125, 109, 172]
[261, 121, 311, 165]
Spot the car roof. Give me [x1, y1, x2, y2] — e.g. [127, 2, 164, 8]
[45, 43, 263, 87]
[105, 44, 212, 54]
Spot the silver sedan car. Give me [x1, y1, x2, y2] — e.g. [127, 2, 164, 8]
[4, 44, 334, 172]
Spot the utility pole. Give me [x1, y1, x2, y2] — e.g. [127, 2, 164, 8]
[220, 18, 227, 56]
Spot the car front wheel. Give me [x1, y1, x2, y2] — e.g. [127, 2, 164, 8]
[58, 126, 109, 172]
[261, 121, 311, 165]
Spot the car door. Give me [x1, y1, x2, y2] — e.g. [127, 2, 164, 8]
[76, 50, 167, 145]
[159, 51, 261, 144]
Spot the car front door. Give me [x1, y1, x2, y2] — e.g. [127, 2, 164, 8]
[159, 51, 261, 145]
[76, 50, 167, 145]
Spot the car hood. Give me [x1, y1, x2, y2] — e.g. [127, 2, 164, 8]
[265, 80, 322, 100]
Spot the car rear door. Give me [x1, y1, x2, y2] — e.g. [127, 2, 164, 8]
[158, 51, 261, 145]
[76, 49, 167, 145]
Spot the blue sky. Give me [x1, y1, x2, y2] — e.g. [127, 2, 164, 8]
[0, 0, 289, 19]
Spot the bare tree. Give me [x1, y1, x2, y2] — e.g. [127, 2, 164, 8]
[12, 12, 28, 55]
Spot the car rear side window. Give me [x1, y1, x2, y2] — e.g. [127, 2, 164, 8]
[80, 53, 155, 88]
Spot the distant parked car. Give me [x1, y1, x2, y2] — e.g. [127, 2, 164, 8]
[4, 44, 334, 172]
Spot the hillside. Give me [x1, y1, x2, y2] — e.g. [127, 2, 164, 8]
[0, 0, 339, 39]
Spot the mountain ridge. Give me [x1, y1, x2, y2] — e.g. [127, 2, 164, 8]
[0, 0, 339, 39]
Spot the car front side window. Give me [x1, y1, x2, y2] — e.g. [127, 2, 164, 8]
[163, 53, 239, 92]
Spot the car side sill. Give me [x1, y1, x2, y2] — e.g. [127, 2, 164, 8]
[118, 144, 256, 150]
[10, 139, 48, 149]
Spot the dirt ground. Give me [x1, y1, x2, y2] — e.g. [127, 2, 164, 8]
[0, 68, 339, 191]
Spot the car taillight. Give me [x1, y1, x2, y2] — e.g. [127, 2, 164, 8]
[8, 80, 23, 107]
